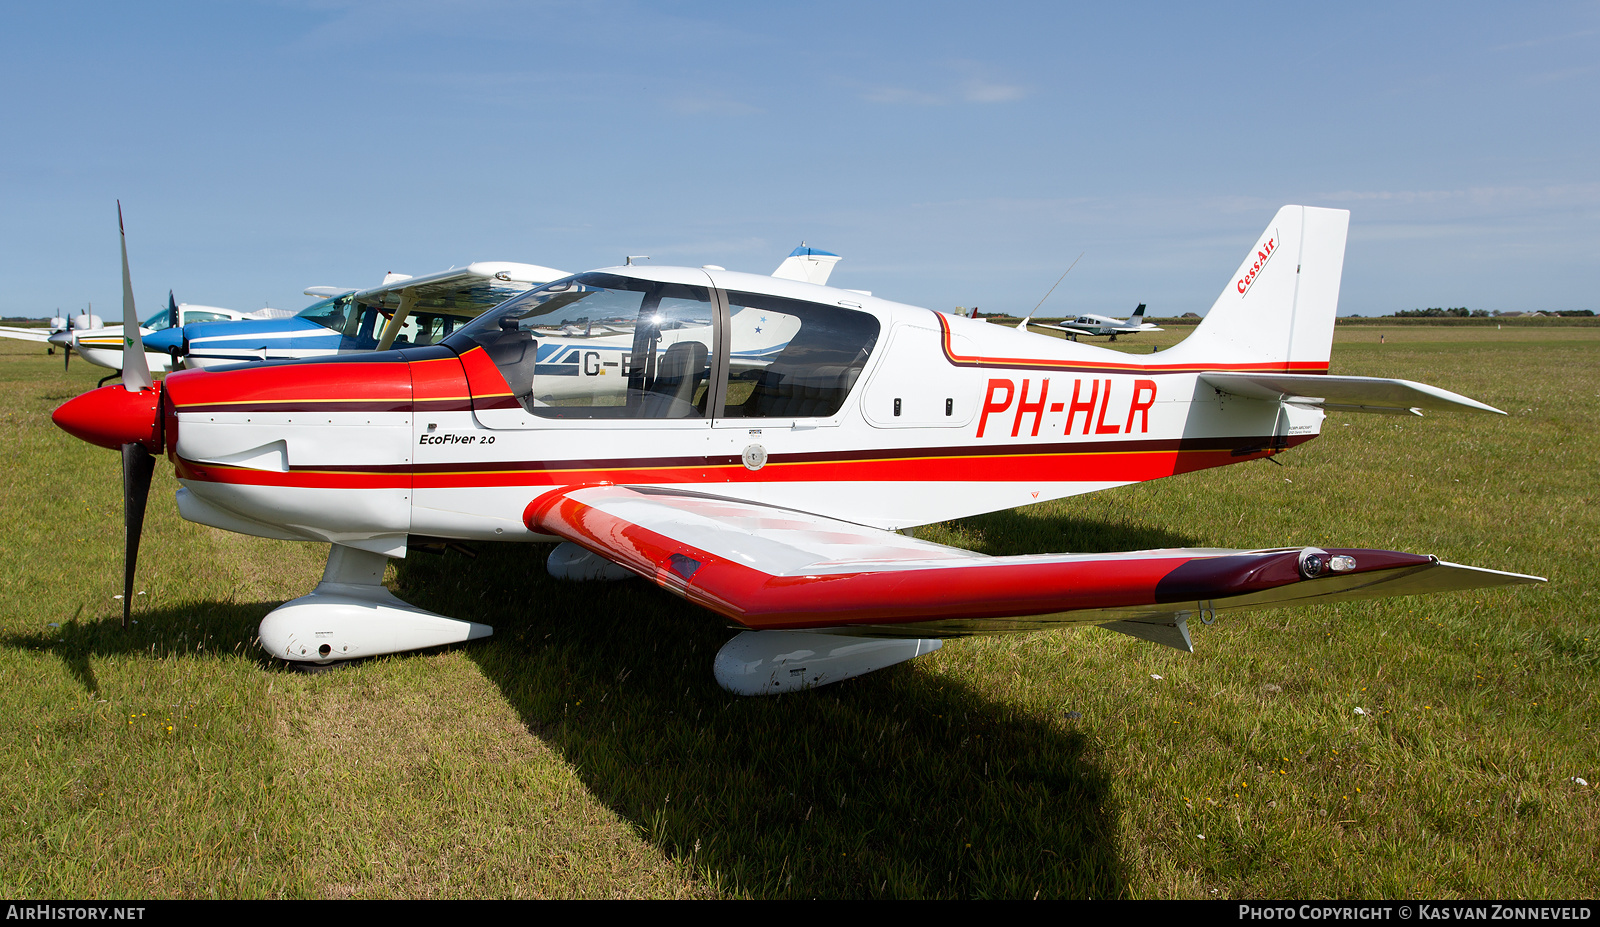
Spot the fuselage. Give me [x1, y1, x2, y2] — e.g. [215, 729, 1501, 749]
[155, 266, 1324, 558]
[74, 305, 260, 372]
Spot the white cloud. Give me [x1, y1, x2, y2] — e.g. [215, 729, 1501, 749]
[960, 78, 1026, 103]
[861, 85, 946, 105]
[668, 96, 764, 116]
[857, 60, 1027, 105]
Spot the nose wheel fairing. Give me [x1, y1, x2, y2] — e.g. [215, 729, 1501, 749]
[260, 544, 492, 664]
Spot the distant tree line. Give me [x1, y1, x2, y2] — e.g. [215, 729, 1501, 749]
[1392, 307, 1595, 318]
[1396, 307, 1484, 318]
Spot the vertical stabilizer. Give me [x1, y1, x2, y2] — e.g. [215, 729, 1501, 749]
[1158, 206, 1349, 372]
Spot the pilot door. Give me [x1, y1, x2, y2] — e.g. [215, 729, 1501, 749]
[457, 270, 725, 436]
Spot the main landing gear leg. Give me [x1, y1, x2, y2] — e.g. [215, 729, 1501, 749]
[259, 544, 493, 665]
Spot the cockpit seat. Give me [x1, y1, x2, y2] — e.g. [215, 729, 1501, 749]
[746, 364, 861, 418]
[639, 340, 708, 418]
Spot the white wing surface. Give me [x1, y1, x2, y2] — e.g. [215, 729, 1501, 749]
[1201, 372, 1506, 415]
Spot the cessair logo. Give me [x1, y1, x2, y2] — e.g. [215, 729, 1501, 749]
[1236, 232, 1278, 298]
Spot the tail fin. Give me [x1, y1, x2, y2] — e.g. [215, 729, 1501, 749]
[772, 245, 842, 286]
[1129, 302, 1147, 321]
[1158, 205, 1349, 373]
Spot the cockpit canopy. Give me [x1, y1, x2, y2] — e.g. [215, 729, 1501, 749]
[296, 293, 471, 349]
[445, 272, 880, 420]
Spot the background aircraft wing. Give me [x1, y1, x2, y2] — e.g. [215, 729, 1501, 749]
[526, 485, 1540, 645]
[351, 261, 570, 314]
[1027, 322, 1095, 336]
[1200, 372, 1505, 415]
[0, 326, 56, 343]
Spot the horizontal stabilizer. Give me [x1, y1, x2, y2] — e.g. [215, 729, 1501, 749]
[1200, 372, 1505, 415]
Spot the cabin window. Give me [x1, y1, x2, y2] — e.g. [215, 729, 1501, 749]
[338, 305, 384, 351]
[449, 274, 715, 419]
[297, 295, 354, 333]
[718, 291, 879, 419]
[389, 313, 462, 347]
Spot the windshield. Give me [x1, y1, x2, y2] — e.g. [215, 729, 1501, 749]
[140, 307, 177, 331]
[295, 295, 355, 332]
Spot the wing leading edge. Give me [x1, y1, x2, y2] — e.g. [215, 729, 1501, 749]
[525, 485, 1542, 647]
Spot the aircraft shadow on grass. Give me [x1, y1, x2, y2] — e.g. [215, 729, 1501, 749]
[923, 509, 1204, 558]
[394, 531, 1162, 899]
[3, 601, 274, 696]
[7, 510, 1176, 898]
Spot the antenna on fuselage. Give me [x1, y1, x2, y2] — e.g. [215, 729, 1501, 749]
[1026, 251, 1084, 320]
[625, 255, 650, 266]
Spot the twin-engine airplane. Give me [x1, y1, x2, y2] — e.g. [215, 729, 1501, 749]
[1026, 303, 1163, 341]
[0, 296, 285, 374]
[55, 205, 1542, 695]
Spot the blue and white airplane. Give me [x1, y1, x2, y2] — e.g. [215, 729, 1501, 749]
[147, 263, 570, 370]
[148, 246, 847, 383]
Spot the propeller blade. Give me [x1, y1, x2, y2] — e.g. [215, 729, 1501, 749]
[121, 442, 155, 629]
[167, 290, 178, 331]
[117, 201, 153, 393]
[64, 343, 71, 372]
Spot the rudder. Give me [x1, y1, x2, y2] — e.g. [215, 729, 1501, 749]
[1158, 205, 1349, 373]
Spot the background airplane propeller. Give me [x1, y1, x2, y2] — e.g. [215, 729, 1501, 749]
[164, 291, 182, 370]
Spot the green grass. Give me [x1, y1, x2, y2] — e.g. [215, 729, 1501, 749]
[0, 329, 1594, 899]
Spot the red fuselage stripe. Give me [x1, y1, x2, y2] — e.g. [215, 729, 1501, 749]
[173, 437, 1309, 490]
[934, 313, 1329, 374]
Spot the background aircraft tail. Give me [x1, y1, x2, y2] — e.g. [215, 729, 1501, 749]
[771, 245, 842, 286]
[1129, 302, 1147, 321]
[1156, 205, 1349, 373]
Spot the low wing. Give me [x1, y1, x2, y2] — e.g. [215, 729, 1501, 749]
[1027, 321, 1096, 337]
[1200, 372, 1505, 415]
[526, 485, 1541, 647]
[0, 326, 56, 343]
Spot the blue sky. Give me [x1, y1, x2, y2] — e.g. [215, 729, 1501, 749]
[2, 1, 1596, 319]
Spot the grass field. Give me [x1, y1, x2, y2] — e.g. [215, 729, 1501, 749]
[1, 328, 1594, 899]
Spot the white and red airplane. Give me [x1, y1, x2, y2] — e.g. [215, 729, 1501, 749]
[54, 204, 1541, 694]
